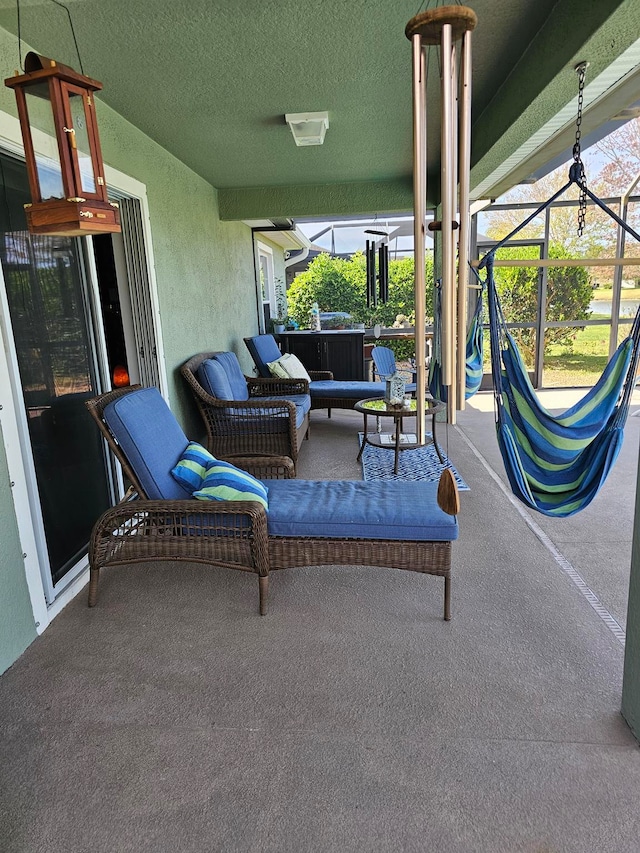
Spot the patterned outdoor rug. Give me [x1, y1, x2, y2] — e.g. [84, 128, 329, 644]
[358, 433, 470, 489]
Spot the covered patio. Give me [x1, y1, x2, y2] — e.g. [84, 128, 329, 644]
[1, 1, 640, 849]
[2, 394, 640, 851]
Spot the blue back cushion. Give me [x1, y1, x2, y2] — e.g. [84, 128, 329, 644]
[103, 387, 191, 500]
[246, 335, 282, 377]
[197, 358, 234, 400]
[213, 352, 249, 400]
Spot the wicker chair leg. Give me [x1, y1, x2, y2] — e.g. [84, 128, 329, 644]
[444, 575, 451, 621]
[88, 568, 100, 607]
[259, 574, 269, 615]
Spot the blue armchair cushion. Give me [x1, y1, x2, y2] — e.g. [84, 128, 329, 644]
[197, 358, 235, 401]
[213, 352, 250, 400]
[171, 441, 217, 491]
[265, 480, 457, 541]
[193, 460, 269, 509]
[103, 387, 191, 500]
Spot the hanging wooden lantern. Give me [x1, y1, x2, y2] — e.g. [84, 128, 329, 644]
[5, 52, 120, 236]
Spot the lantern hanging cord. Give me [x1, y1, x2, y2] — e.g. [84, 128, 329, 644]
[15, 0, 84, 75]
[16, 0, 24, 71]
[50, 0, 85, 76]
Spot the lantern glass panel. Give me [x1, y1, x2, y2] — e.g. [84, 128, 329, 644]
[24, 82, 64, 199]
[67, 90, 96, 195]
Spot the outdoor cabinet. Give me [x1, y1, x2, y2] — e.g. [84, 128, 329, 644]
[279, 331, 366, 381]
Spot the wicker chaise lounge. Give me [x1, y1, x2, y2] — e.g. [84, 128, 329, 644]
[86, 385, 459, 619]
[245, 334, 387, 416]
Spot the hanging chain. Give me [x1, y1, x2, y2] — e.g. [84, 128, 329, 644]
[573, 61, 589, 237]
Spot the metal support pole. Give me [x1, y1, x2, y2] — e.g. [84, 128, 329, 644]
[412, 34, 427, 444]
[456, 29, 472, 410]
[441, 23, 456, 423]
[534, 206, 550, 388]
[611, 200, 626, 356]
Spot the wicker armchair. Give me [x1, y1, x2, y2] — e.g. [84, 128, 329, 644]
[181, 351, 310, 470]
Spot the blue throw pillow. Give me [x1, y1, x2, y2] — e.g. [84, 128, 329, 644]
[171, 442, 217, 492]
[193, 460, 269, 510]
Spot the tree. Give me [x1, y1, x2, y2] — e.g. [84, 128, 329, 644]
[492, 243, 592, 364]
[286, 252, 434, 360]
[287, 252, 433, 327]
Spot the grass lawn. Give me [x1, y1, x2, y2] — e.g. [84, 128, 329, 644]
[544, 319, 610, 386]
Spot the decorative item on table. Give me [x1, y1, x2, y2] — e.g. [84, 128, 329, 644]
[385, 371, 405, 406]
[310, 301, 321, 332]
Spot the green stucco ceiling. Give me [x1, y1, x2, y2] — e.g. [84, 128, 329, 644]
[0, 0, 637, 219]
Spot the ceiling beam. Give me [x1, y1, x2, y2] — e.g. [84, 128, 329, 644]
[218, 178, 425, 222]
[470, 0, 640, 198]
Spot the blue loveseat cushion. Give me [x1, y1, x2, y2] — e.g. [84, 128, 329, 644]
[309, 380, 385, 400]
[265, 480, 458, 541]
[198, 358, 235, 400]
[103, 387, 191, 500]
[213, 352, 250, 400]
[260, 393, 311, 425]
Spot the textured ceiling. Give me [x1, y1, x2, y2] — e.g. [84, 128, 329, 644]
[0, 0, 636, 217]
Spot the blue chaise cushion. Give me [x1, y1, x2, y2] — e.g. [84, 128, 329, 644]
[265, 480, 458, 541]
[103, 387, 191, 500]
[309, 380, 386, 400]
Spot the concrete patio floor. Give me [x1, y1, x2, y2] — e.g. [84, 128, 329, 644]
[1, 390, 640, 852]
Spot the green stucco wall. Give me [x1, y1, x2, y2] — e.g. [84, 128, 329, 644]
[0, 425, 36, 675]
[0, 26, 262, 669]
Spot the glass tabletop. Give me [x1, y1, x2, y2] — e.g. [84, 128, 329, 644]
[355, 398, 445, 415]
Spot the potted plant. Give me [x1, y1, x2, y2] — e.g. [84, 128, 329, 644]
[271, 284, 288, 334]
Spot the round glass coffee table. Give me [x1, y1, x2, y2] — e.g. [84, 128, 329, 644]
[355, 398, 446, 474]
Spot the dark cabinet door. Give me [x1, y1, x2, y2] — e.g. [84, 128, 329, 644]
[280, 333, 323, 370]
[280, 332, 365, 380]
[321, 334, 364, 380]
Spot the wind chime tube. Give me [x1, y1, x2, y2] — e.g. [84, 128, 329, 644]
[412, 33, 427, 445]
[457, 29, 472, 410]
[441, 22, 456, 423]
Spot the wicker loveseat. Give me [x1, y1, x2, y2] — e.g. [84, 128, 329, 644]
[181, 350, 310, 471]
[244, 334, 386, 416]
[86, 385, 459, 618]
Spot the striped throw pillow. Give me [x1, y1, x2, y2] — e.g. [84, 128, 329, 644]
[193, 460, 269, 510]
[171, 442, 217, 491]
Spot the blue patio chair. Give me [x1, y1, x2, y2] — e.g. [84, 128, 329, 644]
[370, 346, 417, 394]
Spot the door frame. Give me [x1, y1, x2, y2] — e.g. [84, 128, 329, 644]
[0, 109, 167, 630]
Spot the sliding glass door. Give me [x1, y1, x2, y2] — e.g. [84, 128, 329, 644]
[0, 153, 112, 591]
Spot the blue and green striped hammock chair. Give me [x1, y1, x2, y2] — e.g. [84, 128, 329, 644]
[478, 165, 640, 517]
[428, 277, 484, 403]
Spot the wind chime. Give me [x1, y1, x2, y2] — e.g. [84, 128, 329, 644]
[365, 229, 389, 308]
[405, 4, 476, 434]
